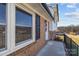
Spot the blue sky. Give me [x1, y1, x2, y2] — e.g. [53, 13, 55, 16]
[58, 3, 79, 27]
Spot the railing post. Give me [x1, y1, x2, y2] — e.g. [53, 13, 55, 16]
[70, 39, 72, 55]
[64, 34, 66, 44]
[77, 45, 78, 56]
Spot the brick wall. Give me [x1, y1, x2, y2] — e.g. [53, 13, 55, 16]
[9, 17, 46, 56]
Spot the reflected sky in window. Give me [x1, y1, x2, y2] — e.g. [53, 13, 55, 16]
[0, 4, 6, 25]
[16, 8, 32, 27]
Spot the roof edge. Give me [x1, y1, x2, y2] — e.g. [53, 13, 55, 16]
[41, 3, 54, 20]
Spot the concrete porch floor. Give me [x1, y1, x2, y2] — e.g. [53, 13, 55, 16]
[36, 41, 66, 56]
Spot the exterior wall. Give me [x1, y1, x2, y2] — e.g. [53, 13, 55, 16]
[48, 20, 52, 40]
[48, 22, 52, 40]
[9, 17, 46, 56]
[48, 4, 58, 40]
[49, 31, 56, 40]
[49, 21, 57, 40]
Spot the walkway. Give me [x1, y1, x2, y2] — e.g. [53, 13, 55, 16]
[37, 41, 66, 56]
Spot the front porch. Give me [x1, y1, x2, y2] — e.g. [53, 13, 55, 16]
[36, 40, 66, 56]
[36, 33, 79, 56]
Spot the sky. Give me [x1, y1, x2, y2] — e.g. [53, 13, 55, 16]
[58, 3, 79, 27]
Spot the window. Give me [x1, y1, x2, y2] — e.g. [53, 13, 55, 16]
[16, 7, 32, 44]
[36, 14, 40, 40]
[0, 4, 6, 50]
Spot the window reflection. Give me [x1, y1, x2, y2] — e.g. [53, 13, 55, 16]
[0, 4, 6, 49]
[36, 14, 40, 40]
[16, 8, 32, 43]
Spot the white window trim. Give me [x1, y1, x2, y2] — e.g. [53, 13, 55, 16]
[15, 4, 36, 50]
[0, 3, 36, 56]
[0, 4, 11, 56]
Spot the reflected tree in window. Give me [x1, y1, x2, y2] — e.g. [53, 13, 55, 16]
[16, 8, 32, 44]
[0, 4, 6, 49]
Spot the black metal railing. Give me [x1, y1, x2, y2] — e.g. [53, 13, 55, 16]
[64, 34, 79, 56]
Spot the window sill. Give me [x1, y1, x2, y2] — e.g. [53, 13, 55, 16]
[0, 39, 34, 56]
[15, 39, 34, 52]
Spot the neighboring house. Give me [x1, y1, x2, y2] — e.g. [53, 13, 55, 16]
[0, 3, 58, 56]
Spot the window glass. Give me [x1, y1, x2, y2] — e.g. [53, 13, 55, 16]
[16, 8, 32, 44]
[0, 4, 6, 50]
[36, 14, 40, 40]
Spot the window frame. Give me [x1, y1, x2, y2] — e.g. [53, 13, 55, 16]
[14, 4, 36, 51]
[15, 7, 33, 45]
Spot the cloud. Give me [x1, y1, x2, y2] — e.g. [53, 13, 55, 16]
[64, 4, 79, 19]
[66, 4, 76, 8]
[64, 11, 79, 19]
